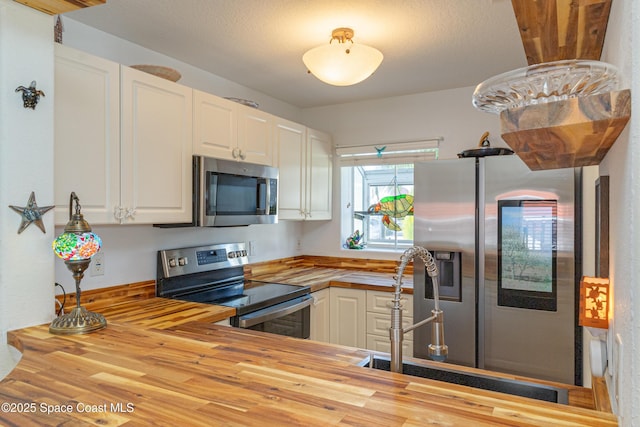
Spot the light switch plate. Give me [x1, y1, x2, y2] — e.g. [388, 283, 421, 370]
[614, 333, 622, 411]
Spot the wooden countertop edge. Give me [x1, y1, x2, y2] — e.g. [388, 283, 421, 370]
[593, 375, 614, 413]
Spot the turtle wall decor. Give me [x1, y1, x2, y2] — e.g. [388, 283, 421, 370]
[15, 80, 45, 109]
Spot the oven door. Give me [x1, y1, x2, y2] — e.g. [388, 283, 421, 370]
[232, 294, 312, 339]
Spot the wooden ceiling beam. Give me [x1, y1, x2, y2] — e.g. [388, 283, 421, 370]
[14, 0, 105, 15]
[511, 0, 612, 65]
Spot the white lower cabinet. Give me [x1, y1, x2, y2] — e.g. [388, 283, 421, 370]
[318, 287, 413, 355]
[329, 287, 367, 348]
[309, 288, 330, 342]
[366, 290, 414, 355]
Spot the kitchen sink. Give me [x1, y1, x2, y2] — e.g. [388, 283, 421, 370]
[357, 355, 568, 405]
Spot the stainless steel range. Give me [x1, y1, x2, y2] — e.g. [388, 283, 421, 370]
[156, 242, 312, 338]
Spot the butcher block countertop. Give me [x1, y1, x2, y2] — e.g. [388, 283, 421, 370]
[245, 256, 413, 294]
[2, 298, 617, 426]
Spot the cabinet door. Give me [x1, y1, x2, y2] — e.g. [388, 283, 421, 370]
[366, 334, 413, 355]
[120, 66, 193, 224]
[54, 44, 120, 225]
[238, 107, 273, 166]
[274, 118, 306, 219]
[366, 312, 413, 341]
[329, 288, 366, 348]
[193, 90, 238, 160]
[310, 288, 330, 342]
[367, 291, 413, 317]
[306, 128, 332, 220]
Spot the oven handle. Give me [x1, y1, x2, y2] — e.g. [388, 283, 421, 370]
[237, 295, 312, 328]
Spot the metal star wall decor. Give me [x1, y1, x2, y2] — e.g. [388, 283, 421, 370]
[8, 192, 55, 234]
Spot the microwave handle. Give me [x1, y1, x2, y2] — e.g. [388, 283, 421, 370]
[258, 178, 271, 214]
[237, 295, 312, 328]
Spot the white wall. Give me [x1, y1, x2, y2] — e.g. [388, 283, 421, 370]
[0, 0, 55, 376]
[598, 0, 639, 423]
[302, 86, 505, 160]
[300, 86, 505, 259]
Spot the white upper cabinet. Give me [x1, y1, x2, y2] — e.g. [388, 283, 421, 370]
[238, 107, 274, 165]
[193, 90, 237, 160]
[193, 90, 273, 165]
[306, 128, 333, 220]
[120, 66, 193, 224]
[55, 46, 332, 226]
[54, 44, 120, 225]
[274, 118, 307, 219]
[275, 119, 333, 221]
[54, 45, 193, 225]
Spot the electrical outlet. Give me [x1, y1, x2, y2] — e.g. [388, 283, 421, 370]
[90, 252, 105, 276]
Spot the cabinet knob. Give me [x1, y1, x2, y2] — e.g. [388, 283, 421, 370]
[114, 206, 126, 220]
[232, 147, 239, 159]
[239, 150, 246, 160]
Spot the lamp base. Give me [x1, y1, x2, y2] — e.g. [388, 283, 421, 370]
[49, 306, 107, 335]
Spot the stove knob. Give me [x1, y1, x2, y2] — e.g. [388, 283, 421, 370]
[178, 257, 188, 266]
[168, 258, 177, 268]
[228, 251, 236, 258]
[241, 250, 247, 257]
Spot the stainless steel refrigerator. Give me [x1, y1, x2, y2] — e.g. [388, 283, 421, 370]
[413, 155, 580, 385]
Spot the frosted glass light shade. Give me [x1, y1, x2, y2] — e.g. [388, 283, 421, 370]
[303, 41, 383, 86]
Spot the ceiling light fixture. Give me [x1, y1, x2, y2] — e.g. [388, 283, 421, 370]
[303, 27, 383, 86]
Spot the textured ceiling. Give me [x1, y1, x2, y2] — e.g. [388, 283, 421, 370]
[65, 0, 528, 108]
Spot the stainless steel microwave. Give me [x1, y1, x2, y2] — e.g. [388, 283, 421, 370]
[155, 156, 278, 228]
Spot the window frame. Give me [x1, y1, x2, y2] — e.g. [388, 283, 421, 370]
[337, 139, 440, 253]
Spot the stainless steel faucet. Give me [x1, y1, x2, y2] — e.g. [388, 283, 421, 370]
[390, 246, 448, 373]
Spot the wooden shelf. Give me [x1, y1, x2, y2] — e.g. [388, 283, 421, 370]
[500, 89, 631, 170]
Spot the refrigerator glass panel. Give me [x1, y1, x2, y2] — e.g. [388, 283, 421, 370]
[497, 200, 557, 311]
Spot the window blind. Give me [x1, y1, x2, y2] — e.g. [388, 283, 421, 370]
[336, 138, 441, 166]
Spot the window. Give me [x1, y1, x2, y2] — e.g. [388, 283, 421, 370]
[337, 139, 439, 251]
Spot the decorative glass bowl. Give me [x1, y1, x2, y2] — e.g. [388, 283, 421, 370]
[472, 60, 619, 114]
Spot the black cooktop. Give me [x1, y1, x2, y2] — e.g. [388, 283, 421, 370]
[211, 281, 310, 315]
